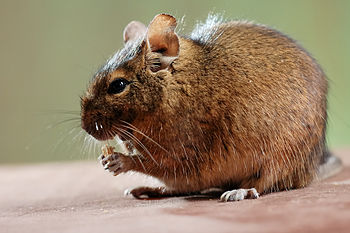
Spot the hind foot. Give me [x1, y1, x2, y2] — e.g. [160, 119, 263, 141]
[125, 187, 177, 199]
[220, 188, 259, 202]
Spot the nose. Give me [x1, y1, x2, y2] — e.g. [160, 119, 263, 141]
[80, 96, 112, 140]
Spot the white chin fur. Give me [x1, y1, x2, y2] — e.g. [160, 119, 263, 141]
[107, 135, 141, 157]
[91, 134, 140, 158]
[113, 135, 130, 155]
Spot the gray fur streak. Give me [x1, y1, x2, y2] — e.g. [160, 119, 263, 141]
[94, 36, 145, 79]
[93, 13, 225, 80]
[190, 13, 225, 46]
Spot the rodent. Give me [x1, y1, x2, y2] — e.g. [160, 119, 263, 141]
[81, 13, 342, 201]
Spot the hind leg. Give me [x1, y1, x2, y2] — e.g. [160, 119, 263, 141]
[126, 187, 183, 199]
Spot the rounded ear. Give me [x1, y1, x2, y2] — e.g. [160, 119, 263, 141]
[123, 21, 147, 43]
[146, 14, 179, 71]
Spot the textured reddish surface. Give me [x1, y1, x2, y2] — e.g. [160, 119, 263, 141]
[1, 148, 349, 233]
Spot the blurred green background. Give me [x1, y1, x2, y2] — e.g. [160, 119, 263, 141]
[0, 0, 349, 164]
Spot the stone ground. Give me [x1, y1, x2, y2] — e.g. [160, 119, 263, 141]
[1, 148, 349, 233]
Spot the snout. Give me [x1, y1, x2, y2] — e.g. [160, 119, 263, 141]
[80, 97, 118, 141]
[81, 111, 114, 141]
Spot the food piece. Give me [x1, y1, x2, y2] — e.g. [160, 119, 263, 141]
[101, 144, 115, 157]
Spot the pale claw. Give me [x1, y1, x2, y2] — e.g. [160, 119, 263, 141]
[124, 189, 131, 196]
[98, 153, 123, 176]
[98, 154, 105, 165]
[220, 188, 259, 202]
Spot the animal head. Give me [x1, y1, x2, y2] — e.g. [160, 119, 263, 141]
[81, 14, 180, 140]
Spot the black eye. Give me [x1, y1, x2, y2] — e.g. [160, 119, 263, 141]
[107, 78, 130, 94]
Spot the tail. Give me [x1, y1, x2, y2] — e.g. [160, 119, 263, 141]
[317, 150, 343, 180]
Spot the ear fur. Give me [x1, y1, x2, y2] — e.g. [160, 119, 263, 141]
[146, 14, 179, 71]
[123, 21, 147, 43]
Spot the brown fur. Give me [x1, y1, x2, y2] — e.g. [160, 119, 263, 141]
[81, 14, 329, 195]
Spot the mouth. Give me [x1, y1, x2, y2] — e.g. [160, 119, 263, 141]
[80, 116, 139, 157]
[81, 118, 116, 141]
[81, 119, 134, 142]
[83, 125, 113, 141]
[91, 123, 115, 141]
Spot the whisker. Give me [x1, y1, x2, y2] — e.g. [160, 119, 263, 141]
[41, 109, 81, 115]
[119, 120, 169, 154]
[115, 128, 146, 172]
[47, 118, 81, 129]
[82, 133, 99, 157]
[49, 123, 83, 157]
[117, 127, 159, 166]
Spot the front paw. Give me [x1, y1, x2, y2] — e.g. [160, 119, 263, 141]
[98, 153, 124, 176]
